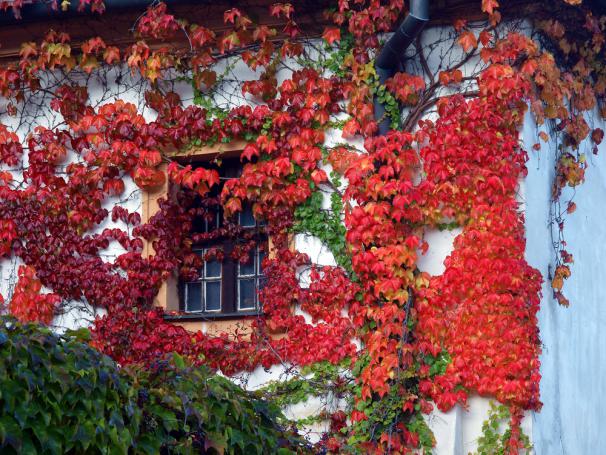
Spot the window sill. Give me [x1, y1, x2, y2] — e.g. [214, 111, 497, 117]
[163, 311, 262, 321]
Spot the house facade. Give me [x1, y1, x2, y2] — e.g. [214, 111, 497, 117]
[1, 1, 605, 453]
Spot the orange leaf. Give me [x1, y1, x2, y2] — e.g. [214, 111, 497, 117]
[451, 69, 463, 83]
[20, 41, 38, 60]
[438, 71, 450, 86]
[458, 31, 478, 53]
[103, 46, 120, 65]
[481, 0, 499, 15]
[489, 11, 502, 26]
[453, 19, 467, 32]
[521, 58, 538, 76]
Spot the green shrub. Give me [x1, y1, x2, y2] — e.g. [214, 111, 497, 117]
[127, 356, 305, 454]
[0, 318, 306, 454]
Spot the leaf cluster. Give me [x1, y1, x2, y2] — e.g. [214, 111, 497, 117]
[0, 318, 308, 454]
[293, 190, 351, 274]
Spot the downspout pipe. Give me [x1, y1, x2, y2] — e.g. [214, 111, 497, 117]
[372, 1, 428, 330]
[373, 0, 429, 135]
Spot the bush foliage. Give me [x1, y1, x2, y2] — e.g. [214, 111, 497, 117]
[0, 317, 306, 454]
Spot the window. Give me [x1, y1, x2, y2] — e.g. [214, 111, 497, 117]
[179, 158, 267, 318]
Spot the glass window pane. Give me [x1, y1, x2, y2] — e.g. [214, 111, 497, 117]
[239, 203, 256, 227]
[212, 210, 220, 230]
[239, 250, 255, 276]
[205, 257, 221, 278]
[238, 279, 256, 310]
[190, 249, 201, 276]
[258, 276, 267, 291]
[223, 163, 241, 179]
[185, 282, 202, 312]
[192, 215, 206, 233]
[203, 209, 219, 233]
[205, 281, 221, 311]
[258, 249, 266, 273]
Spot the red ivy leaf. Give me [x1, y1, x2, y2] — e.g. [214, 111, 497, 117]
[270, 2, 294, 18]
[241, 143, 260, 161]
[323, 27, 341, 45]
[224, 8, 241, 24]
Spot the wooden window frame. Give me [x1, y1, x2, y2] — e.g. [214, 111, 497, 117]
[141, 141, 291, 332]
[178, 229, 268, 319]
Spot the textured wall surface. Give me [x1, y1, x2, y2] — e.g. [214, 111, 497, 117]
[523, 111, 606, 455]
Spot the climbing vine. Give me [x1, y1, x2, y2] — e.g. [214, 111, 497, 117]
[475, 401, 532, 455]
[293, 152, 351, 273]
[0, 0, 604, 453]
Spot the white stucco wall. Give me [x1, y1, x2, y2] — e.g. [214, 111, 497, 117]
[523, 110, 606, 454]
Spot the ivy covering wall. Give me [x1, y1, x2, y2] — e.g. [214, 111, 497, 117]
[0, 0, 603, 453]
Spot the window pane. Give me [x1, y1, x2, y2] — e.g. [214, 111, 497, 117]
[239, 250, 255, 276]
[205, 257, 221, 278]
[185, 282, 202, 312]
[238, 279, 256, 310]
[223, 163, 241, 178]
[239, 203, 256, 227]
[258, 249, 266, 273]
[192, 215, 206, 233]
[205, 281, 221, 311]
[211, 210, 220, 230]
[191, 249, 203, 276]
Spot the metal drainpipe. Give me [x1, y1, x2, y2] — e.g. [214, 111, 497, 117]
[373, 0, 429, 135]
[371, 1, 428, 337]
